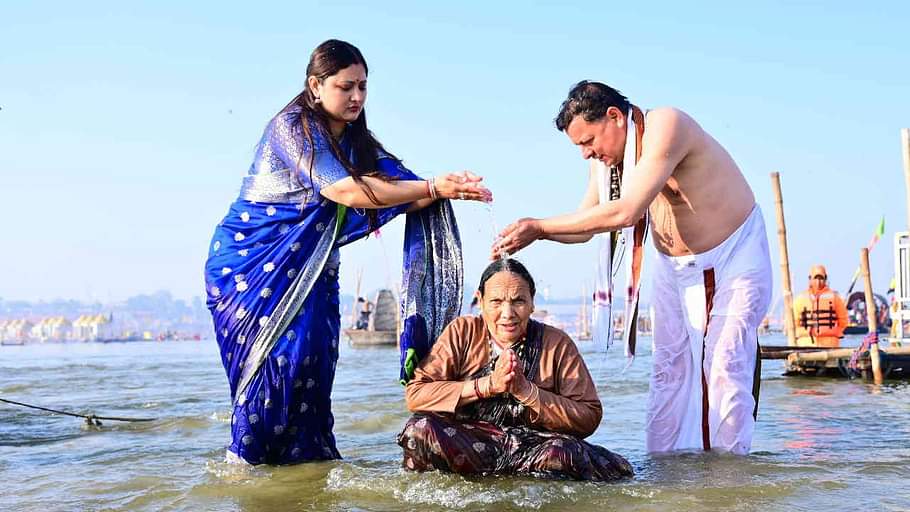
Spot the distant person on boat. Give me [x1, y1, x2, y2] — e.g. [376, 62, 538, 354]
[493, 82, 772, 455]
[203, 39, 491, 465]
[398, 259, 633, 481]
[355, 297, 373, 330]
[793, 264, 848, 348]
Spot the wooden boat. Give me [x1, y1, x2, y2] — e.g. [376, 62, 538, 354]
[843, 291, 890, 334]
[344, 289, 398, 347]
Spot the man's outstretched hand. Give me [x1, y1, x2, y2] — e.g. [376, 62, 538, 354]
[491, 218, 542, 259]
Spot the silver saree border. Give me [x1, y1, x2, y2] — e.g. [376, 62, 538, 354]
[239, 168, 309, 204]
[233, 207, 343, 405]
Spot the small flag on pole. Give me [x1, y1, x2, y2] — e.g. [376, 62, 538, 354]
[868, 216, 886, 248]
[845, 216, 886, 295]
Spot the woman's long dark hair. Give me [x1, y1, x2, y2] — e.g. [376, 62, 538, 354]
[477, 259, 536, 298]
[283, 39, 397, 215]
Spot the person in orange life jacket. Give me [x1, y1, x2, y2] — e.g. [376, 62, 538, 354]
[793, 264, 848, 347]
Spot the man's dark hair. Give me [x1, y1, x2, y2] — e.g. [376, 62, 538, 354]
[555, 81, 630, 132]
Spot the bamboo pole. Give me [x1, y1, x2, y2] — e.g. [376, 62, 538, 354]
[350, 268, 363, 329]
[771, 172, 797, 346]
[789, 347, 860, 363]
[881, 345, 910, 355]
[861, 248, 883, 384]
[901, 129, 910, 231]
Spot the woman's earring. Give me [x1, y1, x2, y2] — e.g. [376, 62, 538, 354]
[314, 96, 322, 104]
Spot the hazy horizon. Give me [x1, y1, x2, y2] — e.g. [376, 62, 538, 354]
[3, 1, 908, 307]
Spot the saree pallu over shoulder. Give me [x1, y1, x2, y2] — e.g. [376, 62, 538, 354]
[239, 168, 309, 204]
[398, 199, 464, 383]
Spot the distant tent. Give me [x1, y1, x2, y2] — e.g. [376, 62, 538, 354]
[370, 289, 397, 331]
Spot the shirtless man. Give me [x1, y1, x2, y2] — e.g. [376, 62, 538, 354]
[495, 81, 772, 455]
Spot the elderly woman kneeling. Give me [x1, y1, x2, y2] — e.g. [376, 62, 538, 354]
[398, 259, 632, 481]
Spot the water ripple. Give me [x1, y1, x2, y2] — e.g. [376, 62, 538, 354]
[1, 335, 908, 511]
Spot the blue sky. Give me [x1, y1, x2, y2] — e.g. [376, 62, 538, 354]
[2, 1, 909, 309]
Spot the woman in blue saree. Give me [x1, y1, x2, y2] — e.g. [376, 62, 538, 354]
[204, 39, 491, 465]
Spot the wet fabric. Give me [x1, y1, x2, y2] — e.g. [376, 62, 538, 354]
[404, 317, 602, 435]
[646, 205, 772, 455]
[400, 317, 633, 481]
[398, 200, 463, 384]
[457, 320, 545, 427]
[398, 413, 633, 481]
[204, 106, 461, 464]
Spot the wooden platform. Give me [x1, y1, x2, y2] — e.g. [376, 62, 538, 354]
[343, 328, 397, 347]
[760, 345, 830, 360]
[774, 344, 910, 379]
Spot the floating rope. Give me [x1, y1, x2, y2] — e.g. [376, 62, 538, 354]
[0, 397, 157, 426]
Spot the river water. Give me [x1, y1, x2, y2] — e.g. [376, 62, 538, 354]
[1, 334, 909, 511]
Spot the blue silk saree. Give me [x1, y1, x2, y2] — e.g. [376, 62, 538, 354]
[204, 106, 461, 464]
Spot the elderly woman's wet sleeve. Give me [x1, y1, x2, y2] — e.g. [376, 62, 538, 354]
[522, 335, 603, 438]
[404, 319, 467, 413]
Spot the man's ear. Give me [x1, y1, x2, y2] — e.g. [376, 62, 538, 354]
[607, 106, 625, 128]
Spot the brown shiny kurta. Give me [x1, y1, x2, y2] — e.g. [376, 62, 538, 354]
[405, 316, 602, 438]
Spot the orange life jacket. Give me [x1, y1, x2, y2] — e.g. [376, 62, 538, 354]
[793, 287, 846, 345]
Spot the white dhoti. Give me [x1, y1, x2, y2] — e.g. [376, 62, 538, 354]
[646, 205, 772, 455]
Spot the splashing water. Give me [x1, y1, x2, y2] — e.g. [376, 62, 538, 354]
[486, 201, 509, 260]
